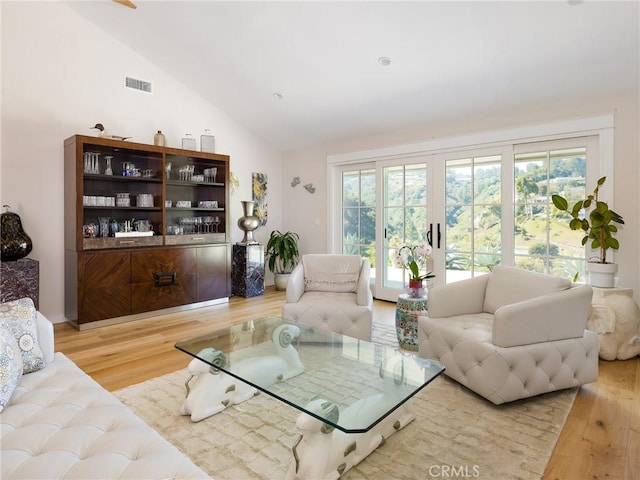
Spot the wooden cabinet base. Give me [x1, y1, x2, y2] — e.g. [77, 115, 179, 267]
[66, 297, 229, 331]
[66, 244, 230, 329]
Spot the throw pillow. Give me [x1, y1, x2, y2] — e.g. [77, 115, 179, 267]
[0, 297, 45, 374]
[303, 254, 361, 293]
[0, 322, 23, 412]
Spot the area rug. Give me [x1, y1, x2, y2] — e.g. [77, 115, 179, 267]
[114, 323, 577, 480]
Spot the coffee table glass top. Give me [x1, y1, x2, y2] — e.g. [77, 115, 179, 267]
[175, 316, 444, 433]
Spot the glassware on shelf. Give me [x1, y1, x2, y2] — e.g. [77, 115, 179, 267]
[200, 129, 215, 153]
[165, 162, 172, 180]
[98, 217, 109, 237]
[182, 134, 196, 151]
[104, 156, 113, 176]
[83, 152, 101, 174]
[212, 216, 221, 233]
[204, 167, 217, 183]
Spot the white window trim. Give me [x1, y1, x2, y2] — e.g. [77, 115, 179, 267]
[327, 114, 615, 251]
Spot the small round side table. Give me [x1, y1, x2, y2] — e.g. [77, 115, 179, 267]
[395, 293, 428, 351]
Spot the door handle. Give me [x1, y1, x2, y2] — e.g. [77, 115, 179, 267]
[426, 223, 433, 247]
[437, 223, 442, 249]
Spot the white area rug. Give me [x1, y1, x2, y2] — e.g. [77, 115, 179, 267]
[114, 323, 576, 479]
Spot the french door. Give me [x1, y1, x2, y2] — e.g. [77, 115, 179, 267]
[333, 133, 602, 302]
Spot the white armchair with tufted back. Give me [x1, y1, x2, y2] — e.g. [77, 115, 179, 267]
[418, 265, 599, 405]
[282, 254, 373, 341]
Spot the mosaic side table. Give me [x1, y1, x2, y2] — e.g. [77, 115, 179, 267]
[395, 293, 427, 351]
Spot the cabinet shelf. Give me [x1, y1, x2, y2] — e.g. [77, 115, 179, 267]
[166, 180, 225, 187]
[166, 207, 224, 212]
[84, 174, 163, 183]
[84, 206, 162, 211]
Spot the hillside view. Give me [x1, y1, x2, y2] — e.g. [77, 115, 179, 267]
[342, 146, 589, 284]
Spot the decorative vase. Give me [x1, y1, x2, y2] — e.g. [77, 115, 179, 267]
[1, 205, 33, 261]
[587, 262, 618, 288]
[237, 200, 260, 245]
[406, 279, 426, 298]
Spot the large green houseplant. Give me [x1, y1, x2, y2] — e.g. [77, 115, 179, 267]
[552, 176, 624, 286]
[265, 230, 300, 290]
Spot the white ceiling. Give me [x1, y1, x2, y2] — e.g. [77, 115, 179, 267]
[67, 1, 639, 151]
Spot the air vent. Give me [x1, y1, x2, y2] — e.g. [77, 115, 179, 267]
[124, 76, 152, 94]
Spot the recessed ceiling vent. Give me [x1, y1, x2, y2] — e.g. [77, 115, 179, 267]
[124, 76, 152, 94]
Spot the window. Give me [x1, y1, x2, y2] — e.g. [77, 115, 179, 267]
[513, 141, 592, 281]
[341, 168, 376, 267]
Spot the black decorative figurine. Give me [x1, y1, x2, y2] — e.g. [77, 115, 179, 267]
[1, 205, 33, 261]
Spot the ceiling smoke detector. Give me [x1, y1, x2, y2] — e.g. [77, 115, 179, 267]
[378, 57, 391, 66]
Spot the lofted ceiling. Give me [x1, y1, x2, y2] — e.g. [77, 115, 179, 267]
[66, 1, 639, 151]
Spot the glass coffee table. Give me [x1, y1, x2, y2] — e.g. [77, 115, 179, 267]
[175, 316, 444, 479]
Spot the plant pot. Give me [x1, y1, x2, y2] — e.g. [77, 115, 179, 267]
[406, 279, 426, 298]
[273, 272, 290, 291]
[587, 262, 618, 288]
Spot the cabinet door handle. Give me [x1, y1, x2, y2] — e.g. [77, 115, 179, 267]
[154, 271, 177, 287]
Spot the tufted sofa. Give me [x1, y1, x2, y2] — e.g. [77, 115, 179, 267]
[418, 266, 599, 405]
[282, 254, 373, 341]
[1, 300, 210, 480]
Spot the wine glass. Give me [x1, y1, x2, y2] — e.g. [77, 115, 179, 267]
[212, 216, 221, 233]
[203, 216, 212, 233]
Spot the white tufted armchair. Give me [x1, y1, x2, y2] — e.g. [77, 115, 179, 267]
[418, 265, 599, 405]
[282, 254, 373, 341]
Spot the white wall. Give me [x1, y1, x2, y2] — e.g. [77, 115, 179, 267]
[282, 94, 640, 301]
[1, 2, 283, 323]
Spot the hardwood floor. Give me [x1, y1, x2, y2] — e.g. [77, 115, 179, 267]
[54, 287, 639, 480]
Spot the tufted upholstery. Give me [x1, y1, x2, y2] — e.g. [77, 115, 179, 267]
[418, 266, 599, 405]
[1, 312, 210, 480]
[282, 254, 373, 341]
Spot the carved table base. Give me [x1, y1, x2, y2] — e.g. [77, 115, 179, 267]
[286, 400, 415, 480]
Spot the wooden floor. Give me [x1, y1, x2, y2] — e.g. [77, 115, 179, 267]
[54, 287, 639, 480]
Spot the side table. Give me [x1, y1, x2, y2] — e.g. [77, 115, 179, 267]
[1, 258, 39, 309]
[395, 293, 428, 351]
[587, 286, 640, 360]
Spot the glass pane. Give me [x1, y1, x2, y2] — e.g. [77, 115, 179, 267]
[360, 169, 376, 206]
[405, 206, 427, 245]
[446, 253, 472, 283]
[446, 160, 471, 204]
[385, 166, 404, 207]
[474, 204, 501, 252]
[342, 171, 360, 207]
[446, 205, 472, 252]
[405, 164, 426, 206]
[474, 155, 502, 204]
[384, 207, 404, 247]
[360, 208, 375, 245]
[342, 208, 358, 240]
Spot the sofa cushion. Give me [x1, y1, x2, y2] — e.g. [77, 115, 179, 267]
[0, 298, 45, 374]
[483, 265, 571, 314]
[303, 254, 361, 293]
[0, 323, 23, 412]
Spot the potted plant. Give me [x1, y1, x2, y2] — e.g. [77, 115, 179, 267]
[551, 176, 624, 287]
[265, 230, 300, 290]
[392, 242, 435, 297]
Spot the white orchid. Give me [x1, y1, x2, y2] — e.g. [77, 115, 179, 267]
[392, 242, 435, 281]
